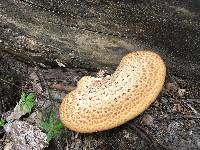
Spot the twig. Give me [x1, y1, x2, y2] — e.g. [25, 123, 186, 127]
[127, 122, 170, 150]
[156, 113, 200, 122]
[127, 122, 153, 146]
[186, 99, 200, 104]
[31, 67, 53, 111]
[55, 139, 63, 150]
[180, 99, 199, 115]
[174, 114, 200, 119]
[65, 140, 69, 150]
[34, 67, 51, 101]
[74, 133, 79, 139]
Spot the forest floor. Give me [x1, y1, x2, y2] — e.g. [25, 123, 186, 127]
[0, 51, 200, 150]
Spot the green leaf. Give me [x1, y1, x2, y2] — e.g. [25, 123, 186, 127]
[42, 122, 50, 131]
[41, 111, 64, 142]
[0, 119, 5, 127]
[19, 92, 36, 114]
[26, 92, 36, 100]
[47, 131, 53, 142]
[19, 92, 26, 103]
[49, 112, 55, 125]
[53, 121, 63, 135]
[54, 121, 63, 130]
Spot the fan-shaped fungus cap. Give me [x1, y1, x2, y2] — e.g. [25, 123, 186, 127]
[60, 50, 166, 133]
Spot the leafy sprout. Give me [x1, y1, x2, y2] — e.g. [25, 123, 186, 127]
[42, 111, 63, 142]
[19, 92, 36, 114]
[0, 118, 6, 127]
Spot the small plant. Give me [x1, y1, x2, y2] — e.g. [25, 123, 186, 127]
[19, 92, 36, 114]
[42, 111, 63, 142]
[0, 118, 6, 127]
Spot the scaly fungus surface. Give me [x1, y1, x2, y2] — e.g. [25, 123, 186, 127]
[60, 50, 166, 133]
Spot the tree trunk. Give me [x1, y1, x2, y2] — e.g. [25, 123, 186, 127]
[0, 0, 200, 79]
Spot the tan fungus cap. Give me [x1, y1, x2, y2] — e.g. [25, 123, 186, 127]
[60, 50, 166, 133]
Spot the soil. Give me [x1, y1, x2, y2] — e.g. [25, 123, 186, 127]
[0, 51, 200, 150]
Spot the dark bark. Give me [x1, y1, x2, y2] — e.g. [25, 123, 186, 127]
[0, 0, 200, 80]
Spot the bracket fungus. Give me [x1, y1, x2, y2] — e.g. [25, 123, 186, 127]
[60, 51, 166, 133]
